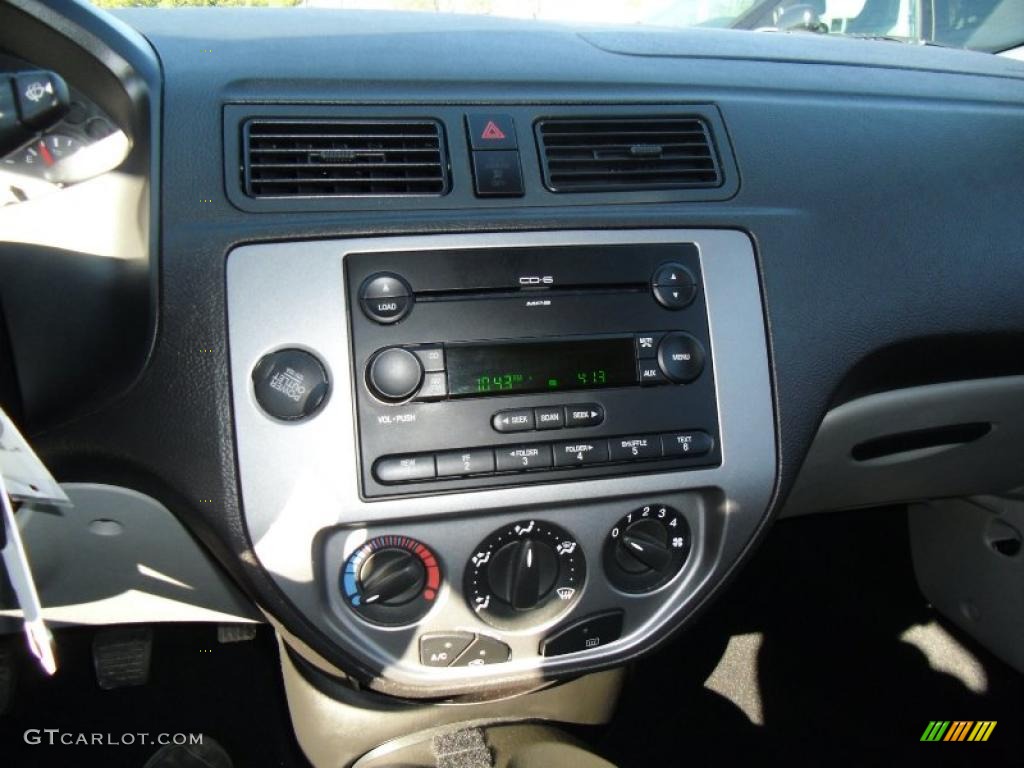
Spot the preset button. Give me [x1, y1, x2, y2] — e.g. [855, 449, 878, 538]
[553, 440, 609, 467]
[436, 448, 496, 477]
[495, 444, 553, 472]
[661, 431, 714, 457]
[608, 435, 661, 461]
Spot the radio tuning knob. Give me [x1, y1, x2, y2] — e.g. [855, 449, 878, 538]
[367, 347, 423, 401]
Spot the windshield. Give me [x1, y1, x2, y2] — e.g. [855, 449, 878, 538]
[92, 0, 1024, 53]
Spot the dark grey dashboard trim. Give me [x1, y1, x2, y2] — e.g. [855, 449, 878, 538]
[223, 104, 739, 213]
[227, 229, 775, 696]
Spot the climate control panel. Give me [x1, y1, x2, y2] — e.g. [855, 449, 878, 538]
[336, 505, 697, 671]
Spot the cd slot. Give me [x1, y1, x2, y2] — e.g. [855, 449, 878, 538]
[415, 282, 647, 303]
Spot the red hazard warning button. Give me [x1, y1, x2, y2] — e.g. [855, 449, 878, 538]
[466, 113, 517, 150]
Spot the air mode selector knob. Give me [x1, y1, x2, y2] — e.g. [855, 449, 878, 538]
[466, 520, 585, 631]
[367, 347, 423, 401]
[487, 539, 559, 611]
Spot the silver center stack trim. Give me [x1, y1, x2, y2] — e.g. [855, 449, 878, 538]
[227, 229, 776, 696]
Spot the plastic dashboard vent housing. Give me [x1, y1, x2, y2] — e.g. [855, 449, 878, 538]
[536, 117, 722, 193]
[243, 119, 449, 198]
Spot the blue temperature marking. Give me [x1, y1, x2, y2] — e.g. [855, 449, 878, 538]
[342, 551, 363, 604]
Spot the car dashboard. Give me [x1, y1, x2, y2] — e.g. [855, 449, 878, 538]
[1, 1, 1023, 765]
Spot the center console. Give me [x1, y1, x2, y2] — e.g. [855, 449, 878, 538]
[227, 229, 775, 697]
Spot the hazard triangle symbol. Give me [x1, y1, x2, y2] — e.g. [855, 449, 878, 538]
[480, 121, 506, 140]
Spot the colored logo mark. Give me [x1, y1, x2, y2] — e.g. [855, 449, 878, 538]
[920, 721, 997, 742]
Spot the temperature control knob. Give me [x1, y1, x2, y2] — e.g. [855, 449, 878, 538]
[341, 536, 441, 626]
[604, 504, 691, 593]
[466, 520, 584, 630]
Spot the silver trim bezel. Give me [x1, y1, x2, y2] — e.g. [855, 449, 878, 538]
[227, 229, 775, 695]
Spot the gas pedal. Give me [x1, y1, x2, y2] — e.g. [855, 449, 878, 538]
[216, 624, 257, 644]
[92, 626, 153, 690]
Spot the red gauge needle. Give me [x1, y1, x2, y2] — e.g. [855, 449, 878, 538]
[38, 141, 55, 167]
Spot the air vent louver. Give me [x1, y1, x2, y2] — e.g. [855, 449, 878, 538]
[536, 117, 721, 193]
[243, 119, 449, 198]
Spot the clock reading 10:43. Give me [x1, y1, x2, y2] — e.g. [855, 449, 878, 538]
[475, 370, 607, 393]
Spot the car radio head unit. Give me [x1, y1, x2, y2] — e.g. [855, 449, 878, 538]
[346, 242, 721, 498]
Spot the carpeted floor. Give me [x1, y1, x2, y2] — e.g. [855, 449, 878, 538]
[0, 623, 310, 767]
[597, 506, 1024, 768]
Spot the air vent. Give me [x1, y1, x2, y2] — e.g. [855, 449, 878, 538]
[243, 119, 449, 198]
[536, 117, 721, 193]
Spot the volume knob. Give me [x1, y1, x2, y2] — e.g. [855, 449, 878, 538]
[367, 347, 423, 401]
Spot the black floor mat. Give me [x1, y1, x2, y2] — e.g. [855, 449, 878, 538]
[0, 624, 310, 768]
[597, 507, 1024, 768]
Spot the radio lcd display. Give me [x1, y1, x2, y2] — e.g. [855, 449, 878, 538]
[446, 338, 637, 397]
